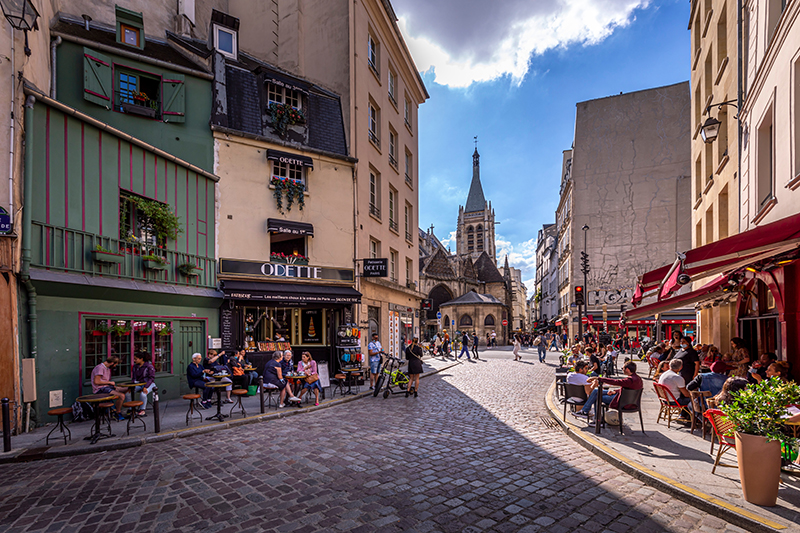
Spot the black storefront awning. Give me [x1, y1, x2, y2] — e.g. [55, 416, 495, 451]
[267, 218, 314, 236]
[222, 280, 361, 305]
[267, 149, 314, 169]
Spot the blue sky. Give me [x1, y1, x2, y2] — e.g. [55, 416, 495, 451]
[393, 0, 691, 295]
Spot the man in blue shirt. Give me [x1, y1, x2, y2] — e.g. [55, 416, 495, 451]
[368, 333, 382, 390]
[458, 331, 471, 360]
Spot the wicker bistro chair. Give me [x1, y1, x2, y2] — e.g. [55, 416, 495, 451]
[646, 357, 659, 380]
[653, 383, 687, 429]
[563, 383, 588, 421]
[689, 390, 713, 439]
[615, 388, 645, 435]
[704, 408, 737, 474]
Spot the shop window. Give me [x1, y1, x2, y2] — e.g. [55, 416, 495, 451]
[270, 233, 307, 260]
[119, 192, 168, 247]
[368, 306, 380, 339]
[117, 68, 162, 119]
[272, 159, 305, 185]
[267, 83, 302, 110]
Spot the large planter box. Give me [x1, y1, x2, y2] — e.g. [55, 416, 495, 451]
[92, 250, 124, 264]
[143, 260, 167, 271]
[271, 258, 309, 265]
[121, 101, 157, 119]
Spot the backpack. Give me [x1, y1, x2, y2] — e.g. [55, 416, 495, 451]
[533, 336, 541, 346]
[71, 400, 95, 422]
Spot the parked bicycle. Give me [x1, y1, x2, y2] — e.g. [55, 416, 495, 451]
[372, 352, 410, 398]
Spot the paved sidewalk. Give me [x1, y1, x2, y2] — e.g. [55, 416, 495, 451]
[547, 359, 800, 532]
[1, 356, 456, 462]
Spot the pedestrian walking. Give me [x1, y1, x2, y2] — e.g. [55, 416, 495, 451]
[472, 332, 479, 359]
[434, 333, 443, 359]
[458, 331, 471, 360]
[537, 334, 547, 363]
[405, 337, 424, 397]
[513, 334, 522, 361]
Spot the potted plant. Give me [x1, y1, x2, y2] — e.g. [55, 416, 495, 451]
[111, 323, 132, 336]
[177, 262, 200, 277]
[92, 245, 124, 264]
[139, 326, 153, 336]
[122, 92, 157, 118]
[722, 377, 800, 506]
[142, 254, 167, 270]
[158, 325, 173, 336]
[92, 321, 110, 336]
[270, 252, 309, 265]
[267, 102, 306, 137]
[130, 197, 183, 242]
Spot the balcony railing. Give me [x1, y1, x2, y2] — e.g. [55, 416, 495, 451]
[405, 173, 412, 187]
[368, 130, 380, 149]
[369, 204, 381, 219]
[389, 153, 397, 168]
[389, 219, 398, 232]
[30, 221, 217, 289]
[405, 230, 413, 242]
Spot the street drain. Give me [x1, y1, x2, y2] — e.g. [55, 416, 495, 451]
[539, 416, 561, 430]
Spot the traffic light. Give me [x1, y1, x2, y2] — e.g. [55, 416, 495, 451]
[421, 299, 432, 310]
[574, 285, 585, 305]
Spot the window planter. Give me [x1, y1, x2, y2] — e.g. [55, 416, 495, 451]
[91, 330, 108, 336]
[121, 101, 157, 119]
[143, 259, 167, 271]
[92, 250, 124, 264]
[271, 257, 309, 265]
[177, 263, 200, 277]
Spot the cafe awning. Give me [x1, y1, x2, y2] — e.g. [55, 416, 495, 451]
[267, 218, 314, 236]
[222, 280, 360, 305]
[626, 275, 731, 320]
[638, 212, 800, 297]
[266, 149, 314, 169]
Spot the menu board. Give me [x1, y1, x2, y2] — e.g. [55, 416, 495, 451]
[302, 309, 323, 344]
[220, 308, 235, 348]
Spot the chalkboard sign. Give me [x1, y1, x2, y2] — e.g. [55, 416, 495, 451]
[221, 308, 235, 348]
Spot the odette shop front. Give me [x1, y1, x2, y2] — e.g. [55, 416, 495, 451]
[218, 258, 361, 377]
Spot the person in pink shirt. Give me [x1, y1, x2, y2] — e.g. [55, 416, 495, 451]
[297, 352, 322, 406]
[90, 355, 128, 420]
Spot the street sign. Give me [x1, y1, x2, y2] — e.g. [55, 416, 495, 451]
[422, 299, 432, 310]
[451, 320, 454, 326]
[0, 206, 11, 235]
[502, 319, 508, 326]
[436, 311, 442, 319]
[362, 258, 388, 277]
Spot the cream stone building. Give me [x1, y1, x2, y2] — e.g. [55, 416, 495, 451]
[689, 0, 740, 348]
[555, 150, 576, 339]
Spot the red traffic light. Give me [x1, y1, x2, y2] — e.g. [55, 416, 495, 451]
[575, 286, 583, 292]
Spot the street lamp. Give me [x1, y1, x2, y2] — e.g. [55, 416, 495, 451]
[0, 0, 39, 56]
[700, 100, 738, 144]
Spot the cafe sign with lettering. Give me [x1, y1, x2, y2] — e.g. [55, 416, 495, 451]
[219, 258, 355, 283]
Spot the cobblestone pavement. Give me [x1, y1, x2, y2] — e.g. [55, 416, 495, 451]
[0, 350, 747, 533]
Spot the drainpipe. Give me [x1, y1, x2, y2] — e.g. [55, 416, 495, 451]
[49, 37, 61, 99]
[21, 95, 37, 425]
[7, 22, 14, 226]
[737, 0, 743, 233]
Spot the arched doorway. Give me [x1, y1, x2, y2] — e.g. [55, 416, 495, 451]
[427, 284, 454, 320]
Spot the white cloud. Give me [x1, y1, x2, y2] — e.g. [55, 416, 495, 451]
[395, 0, 649, 87]
[496, 235, 538, 297]
[439, 230, 458, 250]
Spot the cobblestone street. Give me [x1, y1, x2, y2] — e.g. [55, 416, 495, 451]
[0, 350, 747, 533]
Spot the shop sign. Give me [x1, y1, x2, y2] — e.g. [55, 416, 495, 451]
[363, 258, 388, 277]
[220, 258, 354, 283]
[0, 206, 11, 235]
[389, 303, 413, 312]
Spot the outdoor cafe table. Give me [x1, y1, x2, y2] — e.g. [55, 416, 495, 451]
[341, 368, 362, 395]
[76, 393, 116, 444]
[118, 382, 145, 404]
[204, 382, 230, 422]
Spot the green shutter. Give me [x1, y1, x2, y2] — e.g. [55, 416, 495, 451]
[162, 74, 185, 123]
[83, 47, 112, 109]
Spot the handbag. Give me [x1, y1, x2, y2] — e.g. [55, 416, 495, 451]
[305, 374, 320, 384]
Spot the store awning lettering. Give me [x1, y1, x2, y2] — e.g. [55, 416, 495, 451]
[267, 149, 314, 169]
[222, 279, 361, 305]
[267, 218, 314, 236]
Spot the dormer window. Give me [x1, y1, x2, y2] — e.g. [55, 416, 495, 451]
[267, 83, 302, 110]
[115, 6, 144, 50]
[213, 24, 237, 59]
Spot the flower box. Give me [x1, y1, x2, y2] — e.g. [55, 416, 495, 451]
[143, 260, 167, 270]
[92, 250, 124, 264]
[139, 331, 153, 336]
[121, 101, 157, 119]
[91, 331, 107, 336]
[271, 257, 309, 265]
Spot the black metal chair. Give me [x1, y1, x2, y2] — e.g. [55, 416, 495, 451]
[563, 383, 588, 421]
[555, 367, 569, 400]
[615, 388, 645, 435]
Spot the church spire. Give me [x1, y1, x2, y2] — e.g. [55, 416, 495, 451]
[465, 144, 486, 213]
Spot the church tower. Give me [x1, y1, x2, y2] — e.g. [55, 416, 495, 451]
[456, 146, 496, 263]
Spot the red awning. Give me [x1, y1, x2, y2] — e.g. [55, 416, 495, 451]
[638, 212, 800, 293]
[626, 275, 730, 320]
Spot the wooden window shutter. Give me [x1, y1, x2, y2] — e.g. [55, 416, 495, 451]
[83, 47, 112, 109]
[162, 74, 186, 123]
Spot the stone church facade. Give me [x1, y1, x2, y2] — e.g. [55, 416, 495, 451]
[418, 148, 513, 346]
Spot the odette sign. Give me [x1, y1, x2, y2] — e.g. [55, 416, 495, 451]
[362, 258, 388, 277]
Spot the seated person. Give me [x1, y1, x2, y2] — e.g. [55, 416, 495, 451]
[567, 345, 582, 368]
[585, 347, 601, 375]
[647, 345, 666, 366]
[752, 360, 790, 383]
[573, 361, 643, 419]
[131, 351, 157, 417]
[90, 355, 128, 420]
[748, 352, 778, 383]
[187, 353, 213, 408]
[566, 361, 593, 399]
[229, 349, 258, 389]
[699, 344, 721, 370]
[658, 359, 691, 407]
[707, 377, 749, 408]
[264, 351, 300, 408]
[652, 360, 671, 382]
[297, 351, 322, 406]
[686, 360, 729, 398]
[205, 349, 233, 403]
[281, 350, 297, 397]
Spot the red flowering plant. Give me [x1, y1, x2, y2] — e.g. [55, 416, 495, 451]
[270, 252, 309, 265]
[268, 103, 306, 136]
[270, 176, 305, 213]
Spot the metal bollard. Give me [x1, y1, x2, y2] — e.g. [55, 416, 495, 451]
[2, 398, 11, 453]
[152, 388, 161, 434]
[259, 377, 265, 414]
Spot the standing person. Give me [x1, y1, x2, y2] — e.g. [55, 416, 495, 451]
[434, 333, 443, 358]
[131, 351, 156, 417]
[472, 332, 480, 360]
[443, 330, 451, 357]
[728, 337, 751, 377]
[486, 332, 491, 349]
[405, 337, 424, 397]
[91, 355, 128, 420]
[537, 333, 547, 363]
[368, 333, 383, 390]
[458, 331, 471, 360]
[672, 338, 700, 384]
[513, 334, 522, 361]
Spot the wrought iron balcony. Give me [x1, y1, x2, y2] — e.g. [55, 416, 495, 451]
[369, 203, 381, 219]
[30, 221, 217, 288]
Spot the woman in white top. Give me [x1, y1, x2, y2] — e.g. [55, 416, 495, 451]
[513, 334, 522, 361]
[433, 334, 443, 357]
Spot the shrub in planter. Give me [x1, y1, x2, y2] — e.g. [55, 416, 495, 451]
[178, 263, 199, 276]
[722, 377, 800, 506]
[92, 322, 110, 336]
[92, 245, 124, 264]
[142, 254, 167, 270]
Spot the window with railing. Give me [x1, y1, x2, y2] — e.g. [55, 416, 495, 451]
[368, 34, 380, 77]
[389, 188, 398, 232]
[404, 203, 412, 242]
[117, 69, 161, 119]
[388, 69, 397, 106]
[405, 150, 412, 185]
[390, 250, 398, 282]
[369, 171, 381, 218]
[369, 102, 380, 148]
[406, 258, 412, 286]
[389, 129, 398, 168]
[404, 97, 412, 129]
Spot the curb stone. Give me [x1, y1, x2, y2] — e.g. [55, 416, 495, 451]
[0, 359, 460, 464]
[544, 381, 786, 533]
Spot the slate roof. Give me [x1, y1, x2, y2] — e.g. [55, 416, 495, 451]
[217, 56, 349, 157]
[423, 249, 456, 279]
[465, 148, 486, 213]
[473, 252, 505, 283]
[52, 17, 207, 72]
[440, 291, 502, 307]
